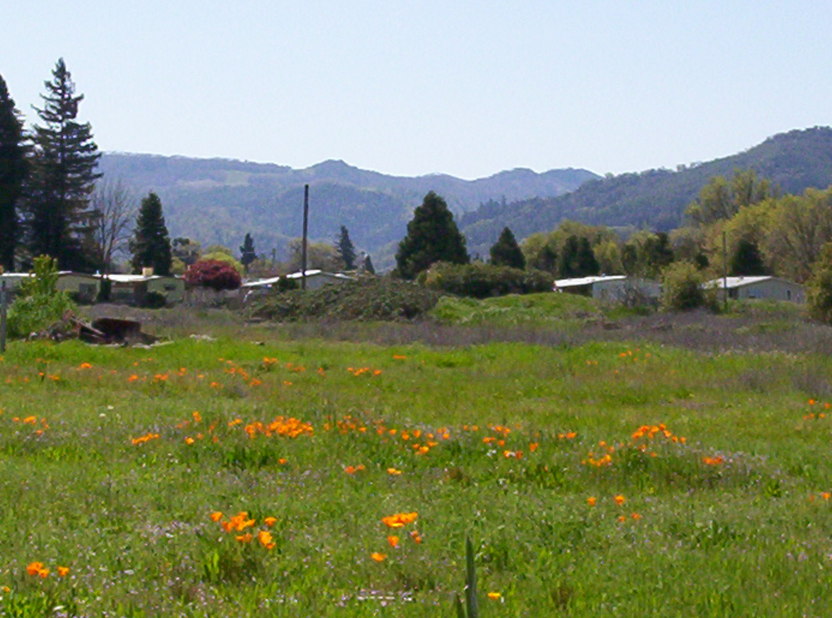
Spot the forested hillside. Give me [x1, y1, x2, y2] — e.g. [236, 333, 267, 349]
[98, 154, 597, 268]
[462, 127, 832, 256]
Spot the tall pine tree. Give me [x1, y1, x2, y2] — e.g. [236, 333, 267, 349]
[130, 192, 172, 275]
[489, 227, 525, 269]
[335, 225, 357, 270]
[239, 233, 257, 273]
[0, 74, 27, 271]
[26, 59, 101, 270]
[395, 191, 468, 279]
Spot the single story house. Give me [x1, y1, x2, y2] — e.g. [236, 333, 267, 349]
[705, 276, 805, 303]
[0, 271, 101, 303]
[57, 272, 101, 303]
[284, 270, 355, 291]
[554, 275, 661, 302]
[99, 274, 186, 305]
[0, 273, 33, 296]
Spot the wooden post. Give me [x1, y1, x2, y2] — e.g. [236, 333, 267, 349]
[301, 184, 309, 290]
[722, 231, 728, 310]
[0, 280, 7, 354]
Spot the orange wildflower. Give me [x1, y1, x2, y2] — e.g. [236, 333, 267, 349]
[386, 467, 403, 476]
[235, 533, 253, 543]
[78, 362, 93, 369]
[614, 495, 626, 505]
[370, 552, 387, 562]
[26, 562, 45, 576]
[631, 513, 642, 520]
[184, 437, 195, 445]
[381, 512, 418, 528]
[387, 535, 400, 548]
[210, 511, 224, 522]
[263, 516, 278, 527]
[257, 530, 276, 549]
[57, 566, 70, 577]
[487, 592, 502, 600]
[529, 442, 539, 452]
[586, 497, 597, 506]
[278, 458, 288, 465]
[409, 530, 423, 544]
[822, 492, 831, 501]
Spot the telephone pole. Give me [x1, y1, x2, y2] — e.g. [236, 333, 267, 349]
[301, 184, 309, 290]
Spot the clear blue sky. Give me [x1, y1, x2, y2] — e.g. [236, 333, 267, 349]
[3, 1, 831, 179]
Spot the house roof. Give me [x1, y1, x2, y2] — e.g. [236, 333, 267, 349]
[554, 275, 627, 288]
[704, 276, 802, 290]
[284, 270, 355, 281]
[242, 276, 281, 288]
[96, 274, 181, 284]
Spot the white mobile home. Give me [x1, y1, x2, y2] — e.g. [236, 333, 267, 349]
[705, 276, 805, 303]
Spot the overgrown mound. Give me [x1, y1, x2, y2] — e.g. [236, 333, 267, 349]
[251, 277, 444, 322]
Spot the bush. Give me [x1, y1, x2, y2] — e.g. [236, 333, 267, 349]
[185, 260, 242, 291]
[252, 277, 443, 321]
[418, 262, 552, 298]
[660, 261, 712, 312]
[7, 255, 76, 338]
[807, 245, 832, 323]
[141, 291, 168, 309]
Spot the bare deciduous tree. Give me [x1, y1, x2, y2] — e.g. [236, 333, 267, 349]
[91, 178, 135, 273]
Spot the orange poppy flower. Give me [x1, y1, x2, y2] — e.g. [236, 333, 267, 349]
[57, 566, 70, 577]
[370, 552, 387, 562]
[381, 512, 418, 528]
[387, 535, 399, 548]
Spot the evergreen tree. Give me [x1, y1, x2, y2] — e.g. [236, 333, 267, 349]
[239, 233, 257, 272]
[395, 191, 468, 279]
[730, 238, 768, 276]
[0, 74, 27, 271]
[335, 225, 357, 270]
[558, 235, 599, 278]
[25, 59, 101, 270]
[577, 237, 600, 276]
[489, 227, 525, 269]
[130, 192, 172, 275]
[363, 253, 375, 275]
[530, 244, 557, 273]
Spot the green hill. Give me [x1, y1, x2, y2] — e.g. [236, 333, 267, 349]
[461, 127, 832, 255]
[98, 154, 597, 270]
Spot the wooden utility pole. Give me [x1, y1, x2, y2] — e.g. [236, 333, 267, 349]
[301, 184, 309, 290]
[722, 231, 728, 310]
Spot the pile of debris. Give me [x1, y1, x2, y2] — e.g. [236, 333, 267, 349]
[31, 314, 159, 345]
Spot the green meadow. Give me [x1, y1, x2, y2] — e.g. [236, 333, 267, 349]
[2, 300, 832, 615]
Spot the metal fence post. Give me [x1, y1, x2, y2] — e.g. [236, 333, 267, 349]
[1, 280, 7, 353]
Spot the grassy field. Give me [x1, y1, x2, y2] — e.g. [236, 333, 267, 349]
[2, 302, 832, 615]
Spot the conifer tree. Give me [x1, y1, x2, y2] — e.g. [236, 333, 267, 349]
[395, 191, 468, 279]
[130, 192, 172, 275]
[730, 238, 768, 276]
[239, 233, 257, 272]
[26, 59, 101, 270]
[489, 227, 525, 269]
[0, 74, 27, 271]
[335, 225, 357, 270]
[363, 253, 375, 275]
[558, 236, 599, 278]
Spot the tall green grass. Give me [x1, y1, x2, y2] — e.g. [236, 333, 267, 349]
[1, 333, 831, 614]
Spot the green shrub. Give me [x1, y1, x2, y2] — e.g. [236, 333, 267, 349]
[7, 255, 76, 338]
[141, 290, 168, 309]
[252, 276, 443, 321]
[807, 244, 832, 323]
[419, 262, 552, 298]
[660, 261, 713, 312]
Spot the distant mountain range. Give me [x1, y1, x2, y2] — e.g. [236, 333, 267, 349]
[100, 126, 832, 271]
[461, 127, 832, 257]
[98, 154, 597, 270]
